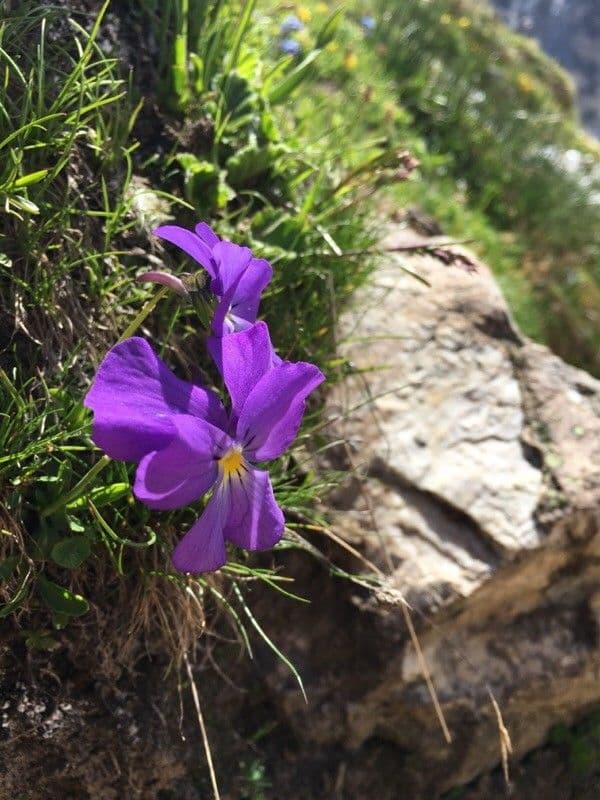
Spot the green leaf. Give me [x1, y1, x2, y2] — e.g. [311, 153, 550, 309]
[9, 195, 40, 214]
[227, 0, 258, 73]
[67, 515, 86, 533]
[262, 56, 294, 93]
[216, 172, 235, 209]
[176, 154, 221, 211]
[221, 71, 255, 117]
[226, 143, 286, 186]
[259, 109, 280, 142]
[23, 630, 59, 651]
[268, 50, 321, 106]
[190, 53, 204, 93]
[12, 169, 49, 188]
[66, 481, 130, 510]
[37, 575, 89, 617]
[315, 7, 344, 48]
[51, 536, 91, 569]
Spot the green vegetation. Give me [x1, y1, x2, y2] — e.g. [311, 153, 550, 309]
[549, 712, 600, 780]
[375, 0, 600, 372]
[289, 0, 600, 371]
[1, 0, 598, 686]
[0, 0, 391, 651]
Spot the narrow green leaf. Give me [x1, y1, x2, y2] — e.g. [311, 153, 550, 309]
[315, 7, 344, 48]
[227, 0, 257, 73]
[0, 567, 32, 618]
[12, 169, 49, 188]
[9, 195, 39, 214]
[66, 481, 130, 510]
[268, 50, 321, 106]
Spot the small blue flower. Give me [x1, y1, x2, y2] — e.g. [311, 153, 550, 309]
[279, 38, 302, 56]
[280, 14, 304, 34]
[360, 15, 376, 31]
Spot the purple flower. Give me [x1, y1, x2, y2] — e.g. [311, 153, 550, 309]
[84, 322, 324, 573]
[280, 14, 303, 34]
[279, 38, 302, 56]
[153, 222, 272, 336]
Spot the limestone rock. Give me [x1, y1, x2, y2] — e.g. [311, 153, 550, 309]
[259, 227, 600, 797]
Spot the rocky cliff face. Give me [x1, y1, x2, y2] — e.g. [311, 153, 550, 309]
[254, 226, 600, 797]
[492, 0, 600, 136]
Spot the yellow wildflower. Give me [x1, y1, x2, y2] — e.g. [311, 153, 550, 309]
[297, 6, 311, 23]
[316, 2, 328, 12]
[440, 13, 451, 25]
[343, 49, 358, 70]
[458, 16, 471, 28]
[517, 72, 534, 93]
[326, 40, 338, 52]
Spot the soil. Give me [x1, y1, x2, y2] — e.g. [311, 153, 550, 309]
[1, 571, 598, 800]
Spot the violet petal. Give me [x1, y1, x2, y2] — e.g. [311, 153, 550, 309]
[171, 490, 228, 574]
[84, 337, 227, 460]
[223, 467, 284, 551]
[133, 415, 228, 510]
[207, 322, 275, 423]
[211, 240, 253, 297]
[153, 225, 217, 280]
[210, 256, 249, 337]
[238, 361, 325, 461]
[230, 256, 272, 324]
[194, 221, 220, 248]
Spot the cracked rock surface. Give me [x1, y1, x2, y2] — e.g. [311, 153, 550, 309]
[258, 227, 600, 797]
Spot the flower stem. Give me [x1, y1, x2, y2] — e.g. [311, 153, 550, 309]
[117, 285, 169, 343]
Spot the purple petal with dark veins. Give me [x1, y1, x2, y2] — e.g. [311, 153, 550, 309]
[84, 337, 227, 460]
[133, 415, 229, 510]
[223, 467, 284, 551]
[237, 361, 325, 461]
[207, 322, 275, 423]
[171, 489, 228, 574]
[153, 225, 217, 280]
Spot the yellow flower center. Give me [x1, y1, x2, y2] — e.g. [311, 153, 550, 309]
[219, 447, 244, 478]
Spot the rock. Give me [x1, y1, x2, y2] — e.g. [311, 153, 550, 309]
[257, 227, 600, 797]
